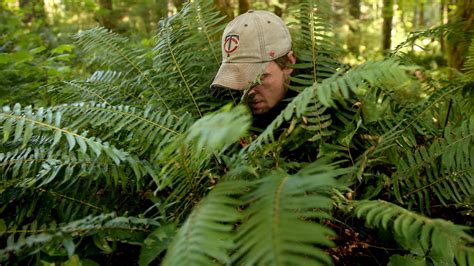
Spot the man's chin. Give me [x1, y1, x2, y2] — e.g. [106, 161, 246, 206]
[251, 107, 269, 115]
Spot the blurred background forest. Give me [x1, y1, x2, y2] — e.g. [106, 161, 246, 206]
[0, 0, 472, 105]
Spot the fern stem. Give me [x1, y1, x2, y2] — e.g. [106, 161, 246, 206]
[402, 87, 459, 132]
[404, 168, 473, 198]
[398, 133, 474, 176]
[64, 81, 111, 105]
[165, 28, 202, 117]
[38, 188, 103, 211]
[272, 176, 288, 266]
[1, 226, 150, 234]
[0, 113, 90, 145]
[196, 8, 219, 65]
[59, 104, 181, 135]
[310, 1, 318, 82]
[91, 33, 170, 110]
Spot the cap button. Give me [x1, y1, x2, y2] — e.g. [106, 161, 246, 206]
[247, 10, 254, 13]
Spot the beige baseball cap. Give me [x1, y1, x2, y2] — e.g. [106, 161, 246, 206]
[211, 10, 292, 90]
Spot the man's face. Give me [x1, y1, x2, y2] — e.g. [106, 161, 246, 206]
[249, 61, 293, 115]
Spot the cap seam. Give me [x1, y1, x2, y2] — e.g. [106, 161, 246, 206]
[221, 60, 274, 64]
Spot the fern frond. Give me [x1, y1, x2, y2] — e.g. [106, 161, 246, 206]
[157, 105, 251, 219]
[244, 59, 408, 153]
[75, 27, 169, 110]
[0, 104, 157, 187]
[47, 79, 123, 105]
[288, 0, 342, 85]
[153, 1, 226, 116]
[163, 180, 246, 266]
[463, 37, 474, 78]
[54, 102, 192, 157]
[393, 116, 474, 211]
[354, 200, 474, 266]
[232, 160, 348, 265]
[391, 23, 462, 55]
[317, 59, 409, 106]
[0, 213, 160, 262]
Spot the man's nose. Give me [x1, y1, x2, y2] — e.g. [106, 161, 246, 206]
[249, 85, 261, 94]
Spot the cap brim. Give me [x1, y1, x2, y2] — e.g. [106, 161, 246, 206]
[211, 62, 270, 90]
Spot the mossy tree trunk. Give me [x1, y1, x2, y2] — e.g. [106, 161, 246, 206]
[382, 0, 394, 53]
[446, 0, 473, 71]
[239, 0, 250, 14]
[348, 0, 361, 56]
[214, 0, 233, 22]
[97, 0, 115, 30]
[19, 0, 46, 25]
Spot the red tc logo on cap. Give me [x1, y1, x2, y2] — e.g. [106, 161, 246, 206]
[224, 34, 239, 54]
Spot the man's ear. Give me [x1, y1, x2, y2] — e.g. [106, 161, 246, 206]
[287, 51, 296, 64]
[284, 51, 296, 75]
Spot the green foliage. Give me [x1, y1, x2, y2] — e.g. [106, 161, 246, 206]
[153, 0, 226, 115]
[464, 38, 474, 78]
[163, 180, 245, 265]
[0, 213, 159, 262]
[0, 9, 79, 106]
[1, 0, 473, 265]
[231, 162, 347, 265]
[354, 200, 474, 265]
[393, 116, 474, 212]
[164, 160, 348, 266]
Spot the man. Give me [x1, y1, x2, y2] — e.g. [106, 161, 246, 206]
[211, 10, 296, 123]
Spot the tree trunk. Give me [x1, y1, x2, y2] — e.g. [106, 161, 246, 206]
[418, 1, 425, 27]
[382, 0, 394, 53]
[440, 0, 447, 53]
[172, 0, 186, 12]
[19, 0, 46, 24]
[347, 0, 361, 55]
[97, 0, 115, 30]
[239, 0, 250, 14]
[213, 0, 233, 22]
[349, 0, 361, 19]
[447, 0, 474, 71]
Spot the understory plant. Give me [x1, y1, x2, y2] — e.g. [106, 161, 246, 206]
[1, 0, 473, 265]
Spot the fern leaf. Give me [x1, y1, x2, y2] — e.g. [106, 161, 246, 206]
[0, 104, 156, 189]
[163, 180, 247, 266]
[232, 160, 348, 265]
[153, 1, 225, 115]
[74, 27, 169, 110]
[463, 37, 474, 78]
[157, 105, 251, 218]
[289, 0, 342, 85]
[393, 116, 474, 211]
[54, 102, 192, 158]
[0, 213, 159, 262]
[354, 200, 474, 266]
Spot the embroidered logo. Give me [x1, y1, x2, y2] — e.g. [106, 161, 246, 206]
[224, 34, 240, 54]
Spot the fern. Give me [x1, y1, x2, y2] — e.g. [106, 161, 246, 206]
[164, 158, 349, 265]
[232, 160, 348, 265]
[464, 37, 474, 78]
[354, 200, 474, 266]
[153, 0, 225, 116]
[243, 59, 409, 154]
[156, 105, 251, 220]
[288, 0, 342, 85]
[393, 115, 474, 211]
[163, 180, 246, 265]
[74, 27, 169, 110]
[53, 102, 192, 158]
[0, 213, 160, 261]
